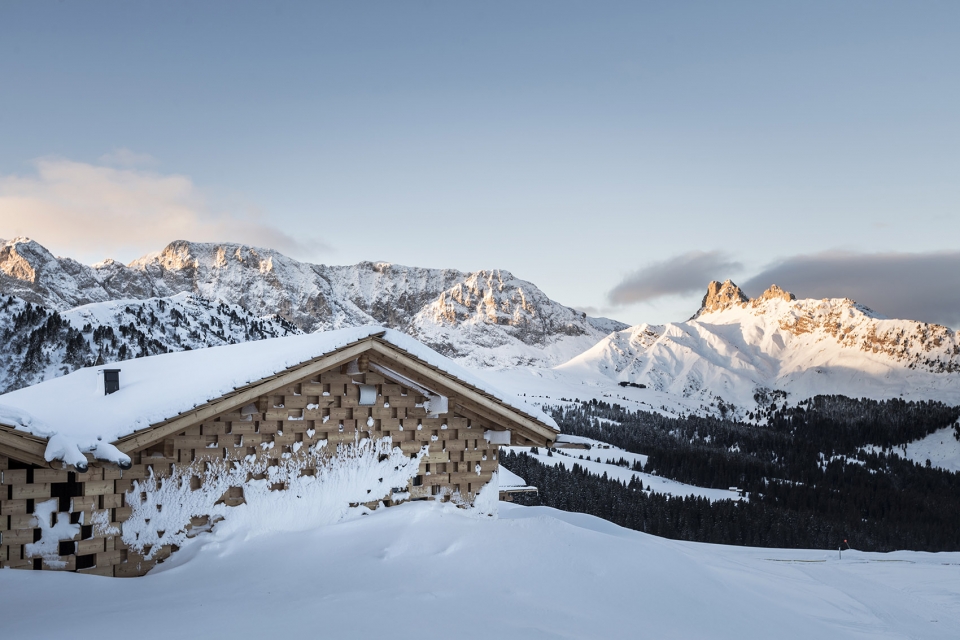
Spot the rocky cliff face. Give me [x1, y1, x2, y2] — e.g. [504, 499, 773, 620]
[559, 281, 960, 415]
[0, 238, 626, 390]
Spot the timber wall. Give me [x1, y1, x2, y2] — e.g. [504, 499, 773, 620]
[0, 365, 502, 577]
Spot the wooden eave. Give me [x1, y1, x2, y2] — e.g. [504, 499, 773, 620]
[0, 424, 50, 467]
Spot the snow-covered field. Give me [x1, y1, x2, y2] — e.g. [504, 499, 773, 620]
[506, 436, 743, 502]
[480, 365, 705, 417]
[898, 426, 960, 473]
[1, 501, 957, 640]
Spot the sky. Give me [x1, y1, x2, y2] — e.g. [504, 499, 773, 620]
[1, 1, 959, 327]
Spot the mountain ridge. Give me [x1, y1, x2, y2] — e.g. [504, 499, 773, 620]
[559, 279, 960, 415]
[0, 237, 626, 391]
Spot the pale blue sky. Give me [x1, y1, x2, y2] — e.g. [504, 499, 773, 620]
[1, 1, 958, 325]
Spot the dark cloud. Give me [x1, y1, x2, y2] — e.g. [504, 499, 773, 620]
[608, 251, 743, 305]
[743, 251, 960, 327]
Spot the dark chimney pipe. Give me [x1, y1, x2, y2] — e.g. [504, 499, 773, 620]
[103, 369, 121, 395]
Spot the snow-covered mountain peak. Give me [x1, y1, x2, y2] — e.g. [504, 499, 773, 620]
[695, 280, 799, 318]
[0, 239, 626, 390]
[1, 237, 50, 283]
[559, 281, 960, 414]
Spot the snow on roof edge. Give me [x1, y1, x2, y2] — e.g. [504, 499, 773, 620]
[0, 327, 557, 462]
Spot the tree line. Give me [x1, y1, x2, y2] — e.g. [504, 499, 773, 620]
[502, 396, 960, 551]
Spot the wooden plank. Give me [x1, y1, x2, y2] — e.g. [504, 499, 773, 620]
[102, 493, 123, 509]
[83, 480, 115, 497]
[0, 499, 28, 515]
[11, 483, 51, 500]
[8, 513, 36, 529]
[423, 451, 450, 463]
[71, 496, 98, 513]
[96, 549, 125, 566]
[3, 529, 34, 545]
[0, 427, 49, 467]
[77, 538, 106, 555]
[32, 469, 69, 483]
[421, 473, 450, 486]
[4, 555, 32, 570]
[1, 469, 28, 485]
[77, 563, 114, 577]
[114, 561, 151, 578]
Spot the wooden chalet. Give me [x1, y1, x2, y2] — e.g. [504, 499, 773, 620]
[0, 328, 557, 577]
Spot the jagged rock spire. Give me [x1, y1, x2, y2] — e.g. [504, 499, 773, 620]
[755, 284, 796, 303]
[695, 281, 798, 318]
[699, 280, 749, 314]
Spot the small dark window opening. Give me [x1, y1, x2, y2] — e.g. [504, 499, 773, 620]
[33, 528, 42, 543]
[26, 498, 35, 514]
[413, 475, 423, 487]
[81, 524, 93, 540]
[33, 558, 42, 570]
[58, 540, 76, 556]
[70, 513, 82, 525]
[75, 554, 96, 570]
[51, 480, 84, 513]
[103, 369, 121, 395]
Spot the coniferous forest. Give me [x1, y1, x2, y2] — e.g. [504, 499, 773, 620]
[503, 396, 960, 552]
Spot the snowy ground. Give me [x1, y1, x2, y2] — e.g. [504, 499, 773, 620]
[897, 426, 960, 473]
[480, 366, 706, 417]
[1, 501, 958, 640]
[506, 436, 743, 502]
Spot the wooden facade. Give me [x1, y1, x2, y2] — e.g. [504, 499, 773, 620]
[0, 335, 555, 577]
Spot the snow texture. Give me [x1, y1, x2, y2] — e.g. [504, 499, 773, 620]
[124, 436, 428, 560]
[23, 498, 80, 569]
[483, 429, 511, 445]
[497, 465, 527, 488]
[0, 326, 557, 464]
[862, 426, 960, 474]
[43, 434, 88, 471]
[2, 501, 958, 639]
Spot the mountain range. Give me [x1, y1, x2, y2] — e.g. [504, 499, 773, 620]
[2, 237, 959, 413]
[0, 237, 624, 392]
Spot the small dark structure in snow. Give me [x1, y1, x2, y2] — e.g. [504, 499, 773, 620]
[0, 328, 557, 577]
[618, 381, 646, 389]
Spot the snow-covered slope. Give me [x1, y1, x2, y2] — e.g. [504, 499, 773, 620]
[508, 437, 744, 502]
[0, 237, 625, 374]
[876, 425, 960, 474]
[557, 280, 960, 415]
[1, 501, 957, 639]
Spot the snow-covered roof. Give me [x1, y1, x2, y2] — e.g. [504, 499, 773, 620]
[498, 465, 528, 488]
[0, 327, 558, 462]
